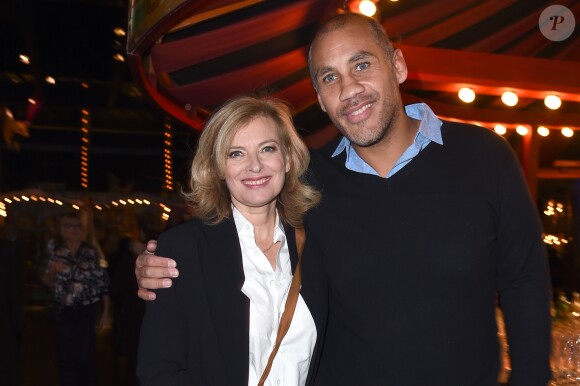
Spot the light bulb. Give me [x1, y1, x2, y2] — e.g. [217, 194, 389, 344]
[494, 124, 507, 135]
[516, 125, 528, 136]
[562, 127, 574, 138]
[501, 91, 518, 107]
[537, 126, 550, 137]
[458, 88, 475, 103]
[544, 95, 562, 110]
[358, 0, 377, 17]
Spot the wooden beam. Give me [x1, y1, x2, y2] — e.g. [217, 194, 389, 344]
[400, 45, 580, 102]
[538, 168, 580, 179]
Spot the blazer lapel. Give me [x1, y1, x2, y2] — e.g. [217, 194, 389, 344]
[198, 218, 250, 382]
[284, 223, 299, 273]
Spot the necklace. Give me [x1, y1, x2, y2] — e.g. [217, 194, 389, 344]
[259, 240, 277, 254]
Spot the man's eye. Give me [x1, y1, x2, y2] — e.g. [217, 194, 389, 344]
[228, 150, 243, 158]
[322, 74, 337, 83]
[355, 62, 370, 71]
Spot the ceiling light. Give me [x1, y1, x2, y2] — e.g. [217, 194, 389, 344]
[113, 53, 125, 62]
[537, 126, 550, 137]
[18, 54, 30, 65]
[562, 127, 574, 138]
[113, 27, 126, 37]
[501, 91, 518, 107]
[544, 95, 562, 110]
[458, 88, 475, 103]
[516, 125, 528, 136]
[358, 0, 377, 17]
[494, 124, 507, 135]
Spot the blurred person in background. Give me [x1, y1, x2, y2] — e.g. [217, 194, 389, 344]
[0, 216, 23, 386]
[42, 212, 110, 386]
[109, 235, 145, 386]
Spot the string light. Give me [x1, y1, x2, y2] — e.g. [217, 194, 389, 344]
[537, 126, 550, 137]
[562, 127, 574, 138]
[80, 109, 91, 189]
[493, 125, 507, 135]
[515, 125, 529, 136]
[163, 121, 174, 192]
[458, 88, 475, 103]
[542, 200, 569, 249]
[0, 194, 172, 222]
[18, 54, 30, 64]
[113, 27, 126, 37]
[358, 0, 377, 17]
[544, 95, 562, 110]
[501, 91, 518, 107]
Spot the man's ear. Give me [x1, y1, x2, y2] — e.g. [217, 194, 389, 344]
[392, 49, 408, 85]
[317, 93, 328, 113]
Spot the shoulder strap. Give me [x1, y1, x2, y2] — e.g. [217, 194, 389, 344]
[258, 227, 305, 386]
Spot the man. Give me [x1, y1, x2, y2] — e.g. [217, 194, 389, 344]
[135, 13, 552, 385]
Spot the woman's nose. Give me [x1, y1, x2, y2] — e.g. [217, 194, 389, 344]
[246, 154, 262, 172]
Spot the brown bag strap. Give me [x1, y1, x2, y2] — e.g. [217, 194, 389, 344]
[258, 227, 305, 386]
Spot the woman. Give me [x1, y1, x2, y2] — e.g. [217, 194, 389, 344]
[137, 95, 321, 386]
[42, 212, 110, 386]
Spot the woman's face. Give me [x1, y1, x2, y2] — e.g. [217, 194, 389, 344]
[224, 116, 290, 215]
[60, 218, 84, 243]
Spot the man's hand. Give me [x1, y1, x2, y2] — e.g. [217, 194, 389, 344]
[135, 240, 179, 301]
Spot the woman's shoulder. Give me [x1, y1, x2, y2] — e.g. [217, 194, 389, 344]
[159, 218, 211, 240]
[157, 217, 236, 247]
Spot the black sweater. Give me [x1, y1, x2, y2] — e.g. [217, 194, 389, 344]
[302, 121, 552, 385]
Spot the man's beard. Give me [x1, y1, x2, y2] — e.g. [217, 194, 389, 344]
[334, 98, 400, 148]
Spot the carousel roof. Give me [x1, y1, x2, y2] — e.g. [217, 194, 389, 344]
[1, 0, 579, 191]
[126, 0, 580, 149]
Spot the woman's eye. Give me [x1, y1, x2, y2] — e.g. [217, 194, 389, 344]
[262, 145, 276, 153]
[228, 150, 243, 158]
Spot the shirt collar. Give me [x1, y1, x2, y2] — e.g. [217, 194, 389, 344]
[332, 102, 443, 158]
[232, 206, 284, 244]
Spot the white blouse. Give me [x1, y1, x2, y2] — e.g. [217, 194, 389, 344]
[233, 208, 317, 386]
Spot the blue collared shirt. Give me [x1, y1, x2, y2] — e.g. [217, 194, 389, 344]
[332, 103, 443, 177]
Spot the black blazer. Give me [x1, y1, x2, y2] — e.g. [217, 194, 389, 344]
[137, 217, 326, 386]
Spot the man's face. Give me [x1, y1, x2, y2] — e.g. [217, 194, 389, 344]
[310, 21, 407, 147]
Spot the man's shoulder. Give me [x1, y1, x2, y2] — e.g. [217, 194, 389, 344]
[441, 120, 507, 145]
[439, 120, 518, 169]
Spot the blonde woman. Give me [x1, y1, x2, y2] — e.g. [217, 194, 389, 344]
[137, 95, 321, 386]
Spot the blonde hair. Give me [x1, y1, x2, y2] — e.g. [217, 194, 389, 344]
[183, 95, 320, 227]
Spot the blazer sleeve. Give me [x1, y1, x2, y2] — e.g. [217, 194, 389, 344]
[137, 231, 196, 386]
